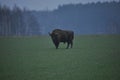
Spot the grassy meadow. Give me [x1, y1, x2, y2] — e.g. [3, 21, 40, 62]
[0, 35, 120, 80]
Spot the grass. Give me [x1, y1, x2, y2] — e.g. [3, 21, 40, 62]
[0, 35, 120, 80]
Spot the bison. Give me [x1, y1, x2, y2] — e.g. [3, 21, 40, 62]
[49, 29, 74, 49]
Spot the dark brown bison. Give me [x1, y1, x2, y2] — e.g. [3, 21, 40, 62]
[49, 29, 74, 49]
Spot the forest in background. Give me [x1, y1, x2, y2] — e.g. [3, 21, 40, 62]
[0, 5, 41, 36]
[0, 1, 120, 36]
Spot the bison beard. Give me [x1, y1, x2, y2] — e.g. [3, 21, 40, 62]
[49, 29, 74, 49]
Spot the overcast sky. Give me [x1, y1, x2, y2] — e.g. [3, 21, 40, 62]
[0, 0, 119, 10]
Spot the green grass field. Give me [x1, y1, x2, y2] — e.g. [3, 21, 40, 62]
[0, 35, 120, 80]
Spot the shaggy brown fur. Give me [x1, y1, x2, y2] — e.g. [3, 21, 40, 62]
[49, 29, 74, 49]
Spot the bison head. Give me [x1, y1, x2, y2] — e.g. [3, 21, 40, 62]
[49, 32, 60, 49]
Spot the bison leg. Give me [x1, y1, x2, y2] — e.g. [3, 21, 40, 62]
[55, 42, 59, 49]
[66, 41, 73, 49]
[66, 42, 70, 49]
[71, 40, 73, 48]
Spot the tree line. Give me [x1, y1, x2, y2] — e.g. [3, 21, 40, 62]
[0, 1, 120, 36]
[0, 5, 41, 36]
[34, 1, 120, 34]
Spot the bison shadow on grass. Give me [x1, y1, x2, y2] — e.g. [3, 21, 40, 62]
[49, 29, 74, 49]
